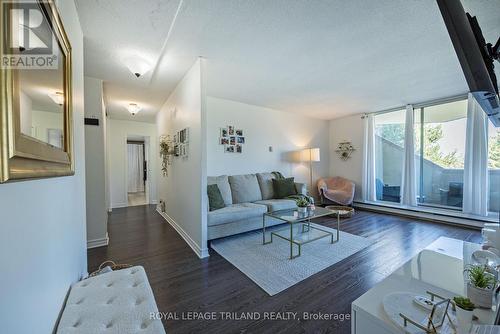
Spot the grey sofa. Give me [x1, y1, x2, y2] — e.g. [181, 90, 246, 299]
[207, 172, 307, 240]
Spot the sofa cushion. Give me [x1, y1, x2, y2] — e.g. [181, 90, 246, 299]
[207, 184, 225, 211]
[256, 173, 277, 200]
[207, 203, 267, 226]
[272, 177, 297, 199]
[229, 174, 263, 204]
[208, 175, 232, 205]
[254, 199, 297, 212]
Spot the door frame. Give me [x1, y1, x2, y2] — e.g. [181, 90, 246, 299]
[125, 135, 151, 206]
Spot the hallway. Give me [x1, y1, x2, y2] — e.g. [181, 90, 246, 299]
[127, 192, 147, 206]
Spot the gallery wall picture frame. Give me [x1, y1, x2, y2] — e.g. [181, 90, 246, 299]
[171, 127, 190, 159]
[178, 128, 189, 144]
[219, 125, 245, 154]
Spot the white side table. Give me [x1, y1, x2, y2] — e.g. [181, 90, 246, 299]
[351, 237, 496, 334]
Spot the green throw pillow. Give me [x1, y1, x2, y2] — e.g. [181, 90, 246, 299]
[272, 177, 297, 199]
[207, 184, 225, 211]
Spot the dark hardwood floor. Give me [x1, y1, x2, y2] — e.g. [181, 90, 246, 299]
[88, 205, 481, 334]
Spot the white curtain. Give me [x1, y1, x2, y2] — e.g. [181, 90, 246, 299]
[127, 144, 145, 193]
[400, 104, 417, 206]
[362, 114, 376, 202]
[463, 93, 489, 216]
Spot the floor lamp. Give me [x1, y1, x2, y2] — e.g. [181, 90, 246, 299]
[299, 148, 320, 196]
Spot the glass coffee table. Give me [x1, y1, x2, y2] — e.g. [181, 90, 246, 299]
[262, 207, 338, 259]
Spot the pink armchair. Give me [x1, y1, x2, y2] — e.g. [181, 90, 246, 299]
[317, 177, 355, 206]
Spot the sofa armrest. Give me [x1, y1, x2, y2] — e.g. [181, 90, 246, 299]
[295, 182, 307, 196]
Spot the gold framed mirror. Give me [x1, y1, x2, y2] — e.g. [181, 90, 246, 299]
[0, 0, 73, 182]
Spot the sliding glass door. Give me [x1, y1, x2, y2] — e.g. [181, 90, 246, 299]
[416, 100, 467, 209]
[489, 120, 500, 214]
[374, 110, 405, 203]
[370, 96, 499, 218]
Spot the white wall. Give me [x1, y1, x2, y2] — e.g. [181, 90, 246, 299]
[0, 0, 87, 333]
[84, 77, 108, 248]
[206, 97, 330, 198]
[156, 59, 208, 258]
[31, 109, 64, 143]
[19, 90, 64, 142]
[108, 119, 158, 208]
[19, 90, 32, 134]
[329, 114, 364, 200]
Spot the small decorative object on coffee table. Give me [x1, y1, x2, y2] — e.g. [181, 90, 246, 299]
[295, 197, 309, 214]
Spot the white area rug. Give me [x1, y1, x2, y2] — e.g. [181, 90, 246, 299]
[211, 223, 374, 296]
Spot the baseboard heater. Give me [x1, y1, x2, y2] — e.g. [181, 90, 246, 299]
[353, 201, 488, 229]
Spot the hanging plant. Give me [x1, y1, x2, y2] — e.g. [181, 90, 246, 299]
[159, 135, 174, 176]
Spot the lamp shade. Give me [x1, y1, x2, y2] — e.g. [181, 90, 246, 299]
[297, 148, 320, 162]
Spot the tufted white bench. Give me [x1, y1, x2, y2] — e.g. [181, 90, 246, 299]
[56, 266, 166, 333]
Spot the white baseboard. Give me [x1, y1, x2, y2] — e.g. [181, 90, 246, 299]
[111, 202, 128, 209]
[87, 233, 109, 249]
[155, 207, 209, 259]
[151, 200, 158, 205]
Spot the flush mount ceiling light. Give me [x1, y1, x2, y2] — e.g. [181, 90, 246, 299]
[127, 103, 141, 115]
[123, 56, 151, 78]
[48, 92, 64, 106]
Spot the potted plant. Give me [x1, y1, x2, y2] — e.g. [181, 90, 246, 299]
[295, 197, 309, 214]
[453, 296, 475, 334]
[464, 264, 498, 308]
[159, 135, 174, 176]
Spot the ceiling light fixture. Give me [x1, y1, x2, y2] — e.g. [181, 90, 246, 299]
[127, 103, 141, 115]
[124, 56, 151, 78]
[48, 92, 64, 106]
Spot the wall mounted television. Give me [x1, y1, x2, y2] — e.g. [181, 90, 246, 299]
[437, 0, 500, 127]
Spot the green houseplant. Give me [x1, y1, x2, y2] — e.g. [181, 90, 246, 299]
[464, 264, 498, 308]
[295, 197, 309, 214]
[453, 296, 475, 311]
[159, 135, 174, 176]
[453, 296, 475, 334]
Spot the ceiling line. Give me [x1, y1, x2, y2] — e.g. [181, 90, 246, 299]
[148, 0, 184, 85]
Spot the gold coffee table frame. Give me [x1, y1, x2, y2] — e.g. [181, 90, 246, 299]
[262, 207, 339, 259]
